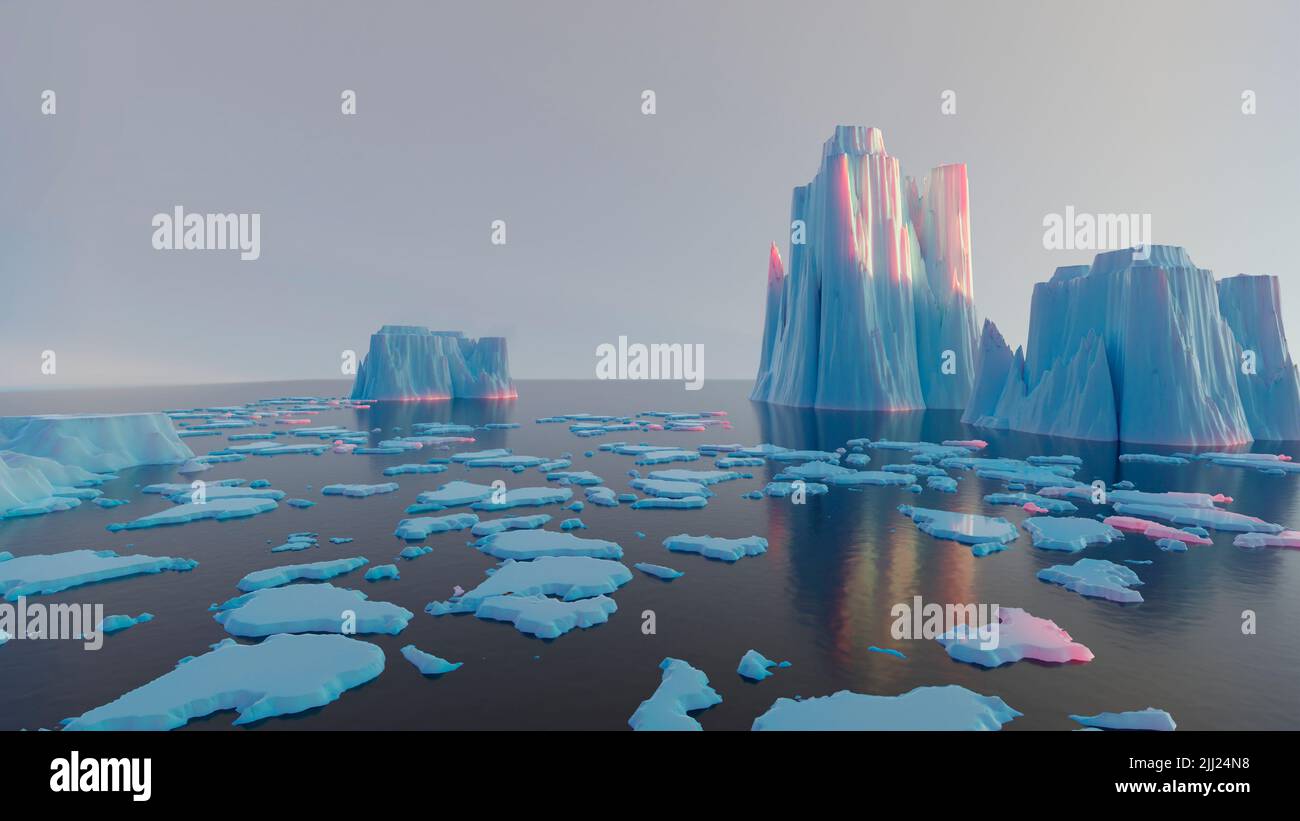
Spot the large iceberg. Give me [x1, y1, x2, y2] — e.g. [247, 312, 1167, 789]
[964, 247, 1300, 445]
[349, 326, 514, 401]
[751, 126, 979, 410]
[0, 413, 194, 473]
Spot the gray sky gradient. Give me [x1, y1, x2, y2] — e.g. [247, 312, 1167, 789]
[3, 0, 1298, 388]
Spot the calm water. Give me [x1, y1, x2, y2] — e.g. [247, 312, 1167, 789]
[2, 379, 1298, 730]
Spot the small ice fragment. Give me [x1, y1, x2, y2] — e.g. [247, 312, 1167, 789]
[1023, 516, 1124, 553]
[634, 562, 683, 580]
[867, 646, 906, 659]
[99, 612, 154, 635]
[365, 564, 399, 582]
[1037, 558, 1144, 603]
[663, 534, 767, 562]
[1069, 708, 1176, 731]
[401, 644, 462, 675]
[737, 649, 788, 681]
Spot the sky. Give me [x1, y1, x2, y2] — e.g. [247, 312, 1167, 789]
[2, 0, 1298, 388]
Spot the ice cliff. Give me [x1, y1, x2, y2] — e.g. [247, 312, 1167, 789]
[349, 326, 514, 401]
[751, 126, 979, 410]
[964, 246, 1300, 445]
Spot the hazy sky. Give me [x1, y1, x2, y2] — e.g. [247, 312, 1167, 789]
[3, 0, 1298, 388]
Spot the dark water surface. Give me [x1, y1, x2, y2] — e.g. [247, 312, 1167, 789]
[2, 379, 1298, 730]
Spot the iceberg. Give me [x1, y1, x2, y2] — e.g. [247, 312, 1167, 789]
[99, 612, 154, 634]
[1022, 517, 1124, 553]
[965, 247, 1300, 445]
[474, 529, 624, 560]
[936, 607, 1093, 668]
[364, 564, 399, 581]
[634, 562, 683, 581]
[473, 593, 617, 639]
[0, 549, 196, 601]
[737, 649, 790, 682]
[663, 534, 767, 562]
[752, 685, 1020, 731]
[107, 497, 278, 531]
[393, 512, 479, 540]
[425, 556, 632, 614]
[213, 583, 413, 636]
[1069, 708, 1176, 731]
[321, 482, 400, 497]
[349, 326, 515, 401]
[897, 505, 1018, 547]
[0, 413, 194, 472]
[1037, 558, 1144, 603]
[470, 486, 572, 511]
[628, 658, 722, 731]
[63, 634, 384, 730]
[401, 644, 462, 675]
[470, 514, 552, 537]
[751, 127, 979, 411]
[237, 557, 369, 591]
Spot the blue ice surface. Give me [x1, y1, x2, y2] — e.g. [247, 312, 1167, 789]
[560, 518, 586, 530]
[927, 475, 958, 493]
[426, 556, 633, 615]
[107, 497, 278, 531]
[897, 505, 1019, 547]
[398, 545, 433, 560]
[409, 480, 496, 510]
[329, 537, 353, 544]
[474, 529, 623, 560]
[1023, 516, 1125, 552]
[585, 486, 618, 507]
[92, 498, 130, 509]
[634, 562, 683, 580]
[272, 533, 319, 552]
[628, 658, 722, 731]
[322, 482, 400, 497]
[286, 498, 316, 508]
[536, 458, 572, 472]
[867, 646, 906, 659]
[1155, 537, 1188, 552]
[466, 454, 547, 469]
[394, 512, 479, 540]
[1118, 453, 1189, 465]
[632, 449, 702, 466]
[474, 594, 617, 639]
[545, 470, 603, 486]
[471, 487, 573, 511]
[715, 456, 765, 468]
[737, 649, 789, 681]
[160, 485, 283, 504]
[647, 469, 740, 485]
[383, 463, 448, 476]
[0, 413, 195, 473]
[752, 685, 1021, 731]
[984, 492, 1078, 513]
[762, 481, 829, 498]
[237, 557, 369, 591]
[213, 583, 412, 637]
[62, 634, 384, 730]
[401, 644, 462, 675]
[774, 460, 855, 481]
[631, 478, 713, 499]
[470, 514, 551, 537]
[365, 564, 400, 582]
[0, 549, 197, 601]
[664, 534, 767, 562]
[1037, 558, 1144, 603]
[632, 496, 708, 510]
[100, 612, 154, 634]
[1069, 708, 1176, 731]
[1112, 501, 1282, 534]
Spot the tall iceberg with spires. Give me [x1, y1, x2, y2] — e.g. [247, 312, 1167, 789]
[964, 246, 1300, 445]
[751, 126, 979, 410]
[349, 326, 515, 401]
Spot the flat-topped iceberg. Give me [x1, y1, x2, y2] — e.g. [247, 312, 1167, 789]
[628, 658, 722, 731]
[349, 326, 514, 401]
[897, 505, 1018, 547]
[470, 486, 572, 511]
[0, 549, 197, 601]
[1037, 558, 1144, 603]
[213, 583, 413, 636]
[1023, 517, 1124, 552]
[63, 634, 384, 730]
[474, 594, 617, 639]
[426, 556, 633, 615]
[936, 607, 1093, 668]
[752, 685, 1020, 731]
[471, 514, 551, 537]
[321, 483, 399, 497]
[1069, 707, 1176, 731]
[237, 557, 369, 591]
[108, 497, 278, 531]
[474, 529, 623, 560]
[394, 512, 479, 540]
[100, 612, 154, 634]
[664, 534, 767, 562]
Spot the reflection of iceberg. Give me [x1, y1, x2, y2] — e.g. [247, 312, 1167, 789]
[350, 326, 514, 401]
[752, 127, 979, 411]
[965, 247, 1300, 445]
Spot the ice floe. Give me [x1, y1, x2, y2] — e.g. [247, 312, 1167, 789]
[1069, 708, 1176, 731]
[0, 549, 197, 601]
[936, 607, 1093, 668]
[663, 534, 767, 562]
[1023, 517, 1124, 552]
[897, 505, 1019, 547]
[474, 529, 623, 560]
[1037, 558, 1144, 603]
[401, 644, 462, 675]
[628, 658, 722, 731]
[213, 583, 412, 636]
[237, 557, 369, 591]
[752, 685, 1020, 731]
[737, 649, 790, 681]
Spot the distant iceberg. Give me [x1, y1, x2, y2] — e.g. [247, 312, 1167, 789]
[349, 326, 514, 401]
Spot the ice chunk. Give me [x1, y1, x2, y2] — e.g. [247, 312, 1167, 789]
[646, 469, 740, 485]
[365, 564, 399, 581]
[0, 413, 194, 472]
[867, 646, 906, 659]
[401, 644, 462, 675]
[108, 497, 278, 531]
[321, 482, 400, 497]
[1023, 517, 1124, 553]
[1103, 516, 1212, 545]
[0, 549, 196, 601]
[398, 545, 433, 560]
[631, 478, 712, 499]
[897, 505, 1018, 546]
[984, 492, 1077, 514]
[99, 612, 154, 634]
[473, 594, 617, 639]
[471, 514, 551, 537]
[383, 463, 448, 476]
[1069, 708, 1176, 731]
[426, 556, 632, 614]
[936, 607, 1093, 668]
[1233, 531, 1300, 550]
[664, 534, 767, 562]
[394, 512, 479, 540]
[410, 480, 496, 510]
[1118, 453, 1189, 465]
[213, 583, 412, 636]
[737, 649, 789, 681]
[471, 486, 573, 511]
[634, 562, 683, 580]
[1037, 558, 1144, 603]
[545, 470, 603, 486]
[237, 557, 369, 591]
[585, 486, 618, 507]
[628, 658, 722, 731]
[762, 481, 829, 498]
[631, 496, 708, 509]
[63, 634, 384, 730]
[752, 685, 1020, 731]
[474, 529, 623, 560]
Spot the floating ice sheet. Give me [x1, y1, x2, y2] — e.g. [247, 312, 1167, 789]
[1037, 558, 1144, 603]
[0, 549, 197, 601]
[237, 557, 369, 591]
[663, 534, 767, 562]
[213, 583, 413, 636]
[1023, 517, 1124, 553]
[474, 529, 623, 560]
[1069, 708, 1176, 731]
[897, 505, 1018, 546]
[628, 658, 722, 731]
[752, 685, 1020, 731]
[936, 607, 1093, 668]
